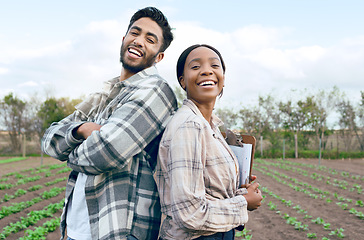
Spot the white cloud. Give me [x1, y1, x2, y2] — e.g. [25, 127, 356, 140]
[0, 67, 8, 74]
[18, 81, 38, 87]
[229, 25, 289, 53]
[0, 41, 73, 64]
[1, 19, 363, 108]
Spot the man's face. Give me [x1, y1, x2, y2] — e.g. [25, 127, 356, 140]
[120, 17, 164, 74]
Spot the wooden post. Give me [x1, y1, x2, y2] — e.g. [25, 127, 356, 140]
[283, 139, 285, 160]
[22, 133, 26, 158]
[294, 133, 298, 159]
[260, 136, 263, 157]
[319, 136, 322, 166]
[336, 132, 339, 159]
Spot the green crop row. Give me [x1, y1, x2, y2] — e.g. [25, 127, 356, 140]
[255, 163, 364, 221]
[18, 217, 61, 240]
[261, 158, 364, 182]
[256, 159, 363, 205]
[257, 159, 363, 194]
[0, 187, 66, 219]
[0, 167, 70, 192]
[0, 157, 28, 164]
[261, 186, 346, 239]
[0, 199, 64, 239]
[2, 162, 67, 178]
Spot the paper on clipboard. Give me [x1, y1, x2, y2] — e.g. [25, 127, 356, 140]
[222, 131, 256, 187]
[230, 144, 252, 186]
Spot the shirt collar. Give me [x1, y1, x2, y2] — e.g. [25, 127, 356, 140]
[103, 66, 159, 93]
[183, 99, 224, 128]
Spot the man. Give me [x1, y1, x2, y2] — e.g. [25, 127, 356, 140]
[42, 7, 177, 240]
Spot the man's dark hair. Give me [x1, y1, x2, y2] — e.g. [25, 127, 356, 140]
[127, 7, 173, 52]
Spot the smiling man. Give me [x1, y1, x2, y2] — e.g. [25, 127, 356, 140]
[41, 7, 177, 240]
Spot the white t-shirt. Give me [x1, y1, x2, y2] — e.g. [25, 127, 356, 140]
[66, 173, 92, 239]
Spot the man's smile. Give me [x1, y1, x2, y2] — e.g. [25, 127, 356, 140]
[128, 47, 144, 58]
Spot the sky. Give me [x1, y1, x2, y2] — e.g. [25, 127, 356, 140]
[1, 0, 363, 115]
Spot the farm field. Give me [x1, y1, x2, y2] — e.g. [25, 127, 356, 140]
[0, 157, 68, 240]
[245, 158, 364, 240]
[0, 157, 363, 239]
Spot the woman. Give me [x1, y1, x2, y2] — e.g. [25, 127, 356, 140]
[155, 44, 262, 239]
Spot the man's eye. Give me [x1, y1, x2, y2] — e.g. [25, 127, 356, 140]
[147, 38, 155, 44]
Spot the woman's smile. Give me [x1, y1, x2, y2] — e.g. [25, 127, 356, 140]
[197, 80, 217, 86]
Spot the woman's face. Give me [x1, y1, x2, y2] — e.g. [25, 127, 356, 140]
[180, 47, 225, 105]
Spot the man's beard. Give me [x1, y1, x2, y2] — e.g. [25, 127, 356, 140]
[120, 43, 158, 74]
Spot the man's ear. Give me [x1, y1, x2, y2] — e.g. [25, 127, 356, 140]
[179, 76, 186, 90]
[155, 52, 164, 63]
[120, 36, 125, 50]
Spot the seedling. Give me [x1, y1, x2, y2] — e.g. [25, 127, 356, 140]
[312, 217, 325, 225]
[307, 233, 317, 238]
[329, 228, 345, 238]
[268, 201, 277, 210]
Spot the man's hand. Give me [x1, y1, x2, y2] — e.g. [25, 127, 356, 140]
[73, 122, 102, 140]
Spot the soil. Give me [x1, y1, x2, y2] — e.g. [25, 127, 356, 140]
[246, 158, 364, 240]
[1, 157, 363, 239]
[0, 157, 67, 240]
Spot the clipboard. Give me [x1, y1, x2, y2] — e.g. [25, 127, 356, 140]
[239, 134, 256, 186]
[222, 131, 256, 187]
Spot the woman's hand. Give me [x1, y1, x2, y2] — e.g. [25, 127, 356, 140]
[244, 182, 263, 211]
[250, 175, 257, 182]
[240, 175, 257, 188]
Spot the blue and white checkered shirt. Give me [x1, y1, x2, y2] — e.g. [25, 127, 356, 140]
[42, 66, 177, 240]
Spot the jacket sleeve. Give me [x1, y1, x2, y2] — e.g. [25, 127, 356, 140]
[66, 81, 176, 175]
[41, 111, 85, 161]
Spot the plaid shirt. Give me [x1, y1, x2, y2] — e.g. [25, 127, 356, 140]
[42, 66, 177, 240]
[155, 99, 248, 239]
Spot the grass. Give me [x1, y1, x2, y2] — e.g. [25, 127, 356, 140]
[0, 157, 28, 164]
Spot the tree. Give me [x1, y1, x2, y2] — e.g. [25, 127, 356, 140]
[215, 107, 238, 130]
[337, 99, 357, 151]
[356, 91, 364, 151]
[239, 105, 266, 156]
[37, 97, 82, 134]
[258, 95, 282, 154]
[308, 87, 342, 150]
[279, 96, 312, 158]
[0, 93, 27, 152]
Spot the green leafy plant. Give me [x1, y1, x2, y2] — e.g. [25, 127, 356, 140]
[329, 228, 345, 238]
[307, 232, 317, 238]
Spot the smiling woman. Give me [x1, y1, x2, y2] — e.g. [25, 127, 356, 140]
[178, 45, 225, 112]
[154, 44, 263, 240]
